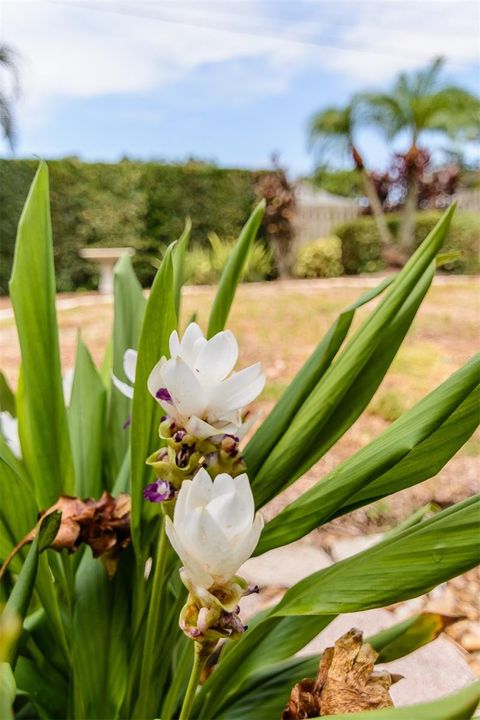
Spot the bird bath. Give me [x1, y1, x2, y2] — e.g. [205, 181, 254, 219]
[79, 247, 135, 294]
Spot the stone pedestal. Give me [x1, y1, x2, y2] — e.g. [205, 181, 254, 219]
[79, 247, 135, 294]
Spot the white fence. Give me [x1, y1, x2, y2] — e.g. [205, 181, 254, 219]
[293, 184, 360, 246]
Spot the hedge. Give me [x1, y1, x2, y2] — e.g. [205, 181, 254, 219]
[0, 159, 260, 293]
[336, 211, 480, 275]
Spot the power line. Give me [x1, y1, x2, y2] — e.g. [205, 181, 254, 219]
[50, 0, 478, 69]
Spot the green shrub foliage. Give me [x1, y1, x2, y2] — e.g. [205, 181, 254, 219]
[0, 159, 260, 293]
[293, 236, 344, 278]
[186, 232, 273, 285]
[336, 211, 480, 275]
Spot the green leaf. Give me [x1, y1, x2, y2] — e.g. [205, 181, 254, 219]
[0, 373, 15, 416]
[318, 681, 480, 719]
[9, 161, 73, 506]
[196, 496, 479, 718]
[130, 244, 177, 554]
[107, 254, 146, 482]
[258, 354, 479, 553]
[372, 612, 459, 663]
[15, 655, 68, 720]
[207, 200, 265, 338]
[250, 205, 455, 504]
[0, 442, 37, 570]
[245, 276, 394, 478]
[3, 512, 61, 665]
[69, 336, 107, 498]
[216, 612, 458, 720]
[72, 551, 130, 720]
[273, 495, 480, 617]
[172, 218, 191, 316]
[0, 663, 15, 720]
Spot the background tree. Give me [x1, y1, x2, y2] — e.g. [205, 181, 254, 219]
[309, 105, 393, 246]
[0, 43, 20, 152]
[357, 56, 480, 249]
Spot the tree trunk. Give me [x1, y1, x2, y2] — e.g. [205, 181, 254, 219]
[350, 144, 394, 247]
[360, 169, 394, 247]
[399, 174, 419, 252]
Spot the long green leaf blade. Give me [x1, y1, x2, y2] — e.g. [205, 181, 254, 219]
[107, 255, 146, 482]
[9, 162, 73, 505]
[258, 354, 479, 553]
[69, 336, 106, 498]
[250, 206, 455, 502]
[130, 244, 177, 554]
[245, 276, 393, 477]
[207, 200, 265, 338]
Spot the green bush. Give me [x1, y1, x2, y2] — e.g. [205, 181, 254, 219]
[336, 211, 480, 274]
[292, 236, 344, 278]
[0, 159, 261, 293]
[185, 232, 273, 285]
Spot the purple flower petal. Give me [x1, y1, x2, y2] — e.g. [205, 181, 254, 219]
[156, 387, 173, 403]
[143, 479, 175, 503]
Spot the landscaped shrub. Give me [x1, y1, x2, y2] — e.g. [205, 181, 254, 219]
[185, 232, 273, 285]
[292, 236, 343, 278]
[336, 211, 480, 274]
[0, 159, 261, 293]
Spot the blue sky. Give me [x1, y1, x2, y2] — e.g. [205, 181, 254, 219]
[1, 0, 479, 175]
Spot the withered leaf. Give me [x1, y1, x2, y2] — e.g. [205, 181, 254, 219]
[282, 628, 398, 718]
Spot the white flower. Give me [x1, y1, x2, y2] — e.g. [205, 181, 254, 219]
[148, 323, 265, 438]
[0, 411, 21, 459]
[166, 468, 263, 590]
[112, 349, 138, 400]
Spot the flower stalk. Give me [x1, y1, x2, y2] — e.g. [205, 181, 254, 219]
[178, 644, 208, 720]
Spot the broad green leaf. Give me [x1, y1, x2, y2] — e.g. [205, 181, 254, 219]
[9, 162, 73, 505]
[318, 681, 480, 719]
[69, 335, 106, 498]
[196, 496, 479, 717]
[3, 512, 61, 665]
[0, 442, 37, 570]
[107, 254, 146, 482]
[338, 384, 480, 517]
[130, 244, 177, 554]
[258, 355, 479, 553]
[252, 261, 435, 508]
[250, 207, 454, 503]
[15, 655, 68, 720]
[172, 218, 191, 316]
[72, 551, 129, 720]
[0, 663, 15, 720]
[207, 200, 265, 338]
[0, 373, 15, 416]
[245, 276, 393, 477]
[273, 495, 480, 617]
[372, 612, 459, 663]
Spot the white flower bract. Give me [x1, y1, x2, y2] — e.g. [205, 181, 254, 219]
[112, 348, 138, 400]
[165, 468, 263, 590]
[0, 411, 21, 459]
[148, 322, 265, 438]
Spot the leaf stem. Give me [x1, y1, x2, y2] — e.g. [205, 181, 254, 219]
[178, 644, 206, 720]
[133, 513, 169, 718]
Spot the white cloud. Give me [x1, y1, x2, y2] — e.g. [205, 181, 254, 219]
[321, 0, 479, 84]
[3, 0, 313, 126]
[2, 0, 478, 144]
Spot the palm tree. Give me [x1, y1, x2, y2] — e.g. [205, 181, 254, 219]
[309, 105, 394, 246]
[357, 57, 480, 249]
[0, 43, 20, 152]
